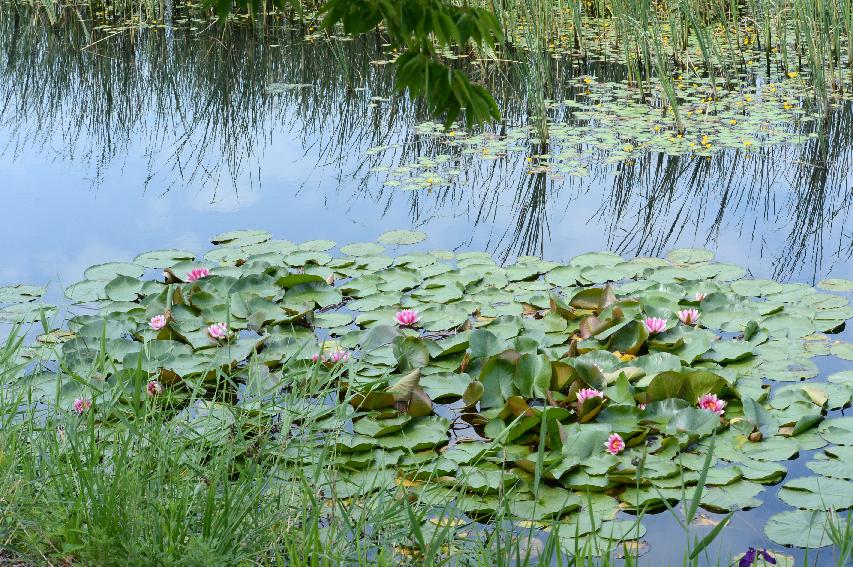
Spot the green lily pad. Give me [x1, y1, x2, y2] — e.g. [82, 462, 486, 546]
[764, 510, 833, 548]
[817, 278, 853, 292]
[377, 230, 427, 245]
[133, 249, 196, 269]
[666, 248, 713, 264]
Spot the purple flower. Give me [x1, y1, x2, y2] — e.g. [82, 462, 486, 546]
[739, 548, 776, 567]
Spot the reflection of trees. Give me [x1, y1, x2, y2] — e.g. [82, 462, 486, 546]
[0, 5, 850, 280]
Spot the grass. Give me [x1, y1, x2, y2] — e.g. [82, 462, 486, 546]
[0, 322, 852, 566]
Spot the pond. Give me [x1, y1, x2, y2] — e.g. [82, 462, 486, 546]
[1, 5, 852, 566]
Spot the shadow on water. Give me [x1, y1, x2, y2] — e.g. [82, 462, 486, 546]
[0, 4, 850, 283]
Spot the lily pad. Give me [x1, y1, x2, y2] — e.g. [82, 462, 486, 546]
[377, 230, 427, 246]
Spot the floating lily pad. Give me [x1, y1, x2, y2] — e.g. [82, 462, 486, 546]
[0, 284, 46, 304]
[817, 278, 853, 292]
[340, 242, 386, 256]
[666, 248, 713, 264]
[764, 510, 833, 548]
[211, 229, 271, 246]
[377, 230, 427, 246]
[134, 249, 196, 269]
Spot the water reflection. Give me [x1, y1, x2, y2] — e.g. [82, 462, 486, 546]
[0, 4, 850, 284]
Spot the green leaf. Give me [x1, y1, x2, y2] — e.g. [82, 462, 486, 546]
[777, 476, 853, 510]
[377, 230, 427, 246]
[514, 353, 552, 398]
[479, 356, 517, 409]
[764, 510, 833, 548]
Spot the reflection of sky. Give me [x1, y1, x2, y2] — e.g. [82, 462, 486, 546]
[5, 127, 850, 290]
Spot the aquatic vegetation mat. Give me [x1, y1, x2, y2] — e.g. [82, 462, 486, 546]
[4, 230, 853, 554]
[366, 76, 821, 190]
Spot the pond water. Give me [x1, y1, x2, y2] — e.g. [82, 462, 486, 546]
[2, 7, 852, 566]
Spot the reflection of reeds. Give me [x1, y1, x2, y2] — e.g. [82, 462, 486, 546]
[1, 4, 850, 279]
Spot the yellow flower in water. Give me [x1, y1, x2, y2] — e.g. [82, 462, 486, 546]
[526, 157, 533, 162]
[583, 78, 593, 84]
[623, 144, 634, 152]
[701, 135, 709, 144]
[783, 102, 793, 110]
[729, 119, 737, 125]
[787, 71, 799, 78]
[448, 131, 456, 137]
[744, 95, 753, 102]
[744, 140, 753, 148]
[654, 125, 661, 132]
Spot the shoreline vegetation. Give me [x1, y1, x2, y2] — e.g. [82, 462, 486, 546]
[0, 231, 852, 565]
[15, 0, 853, 129]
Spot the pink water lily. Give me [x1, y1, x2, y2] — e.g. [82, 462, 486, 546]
[605, 433, 625, 455]
[576, 388, 604, 405]
[207, 322, 228, 340]
[638, 403, 647, 410]
[694, 292, 707, 302]
[314, 350, 351, 365]
[698, 393, 726, 415]
[677, 308, 701, 325]
[644, 317, 667, 334]
[149, 315, 167, 330]
[328, 351, 350, 363]
[73, 398, 92, 414]
[394, 309, 420, 327]
[186, 268, 210, 282]
[147, 381, 164, 397]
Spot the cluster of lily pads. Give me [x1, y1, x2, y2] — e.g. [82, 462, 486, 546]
[369, 75, 818, 190]
[3, 229, 853, 554]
